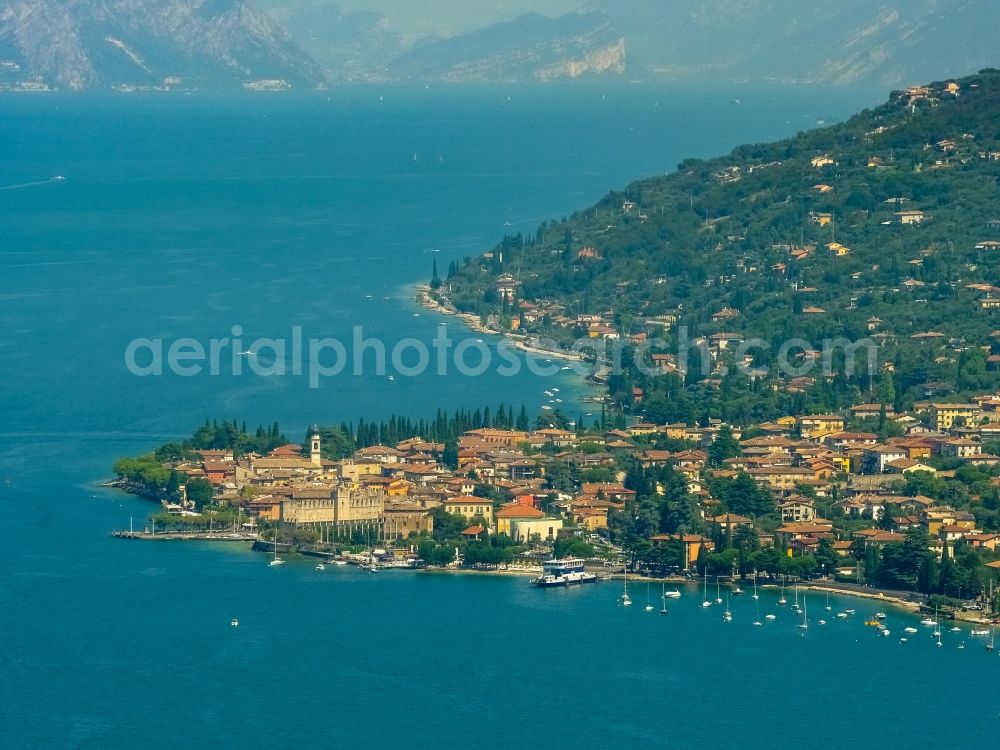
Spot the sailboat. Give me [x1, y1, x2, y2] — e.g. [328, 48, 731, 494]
[935, 606, 942, 647]
[620, 563, 632, 607]
[701, 571, 712, 607]
[268, 534, 285, 567]
[791, 585, 801, 613]
[987, 627, 995, 653]
[660, 583, 668, 616]
[644, 582, 654, 612]
[723, 594, 732, 622]
[778, 581, 787, 606]
[796, 598, 809, 631]
[753, 597, 762, 627]
[824, 591, 832, 612]
[714, 576, 723, 604]
[752, 574, 759, 601]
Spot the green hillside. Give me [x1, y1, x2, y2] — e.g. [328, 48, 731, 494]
[439, 69, 1000, 425]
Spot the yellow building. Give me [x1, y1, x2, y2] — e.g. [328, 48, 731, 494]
[747, 466, 816, 491]
[495, 501, 545, 536]
[509, 517, 563, 542]
[929, 403, 981, 430]
[650, 534, 715, 570]
[443, 496, 495, 526]
[797, 414, 846, 439]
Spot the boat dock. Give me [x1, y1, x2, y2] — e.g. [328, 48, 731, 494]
[112, 530, 255, 542]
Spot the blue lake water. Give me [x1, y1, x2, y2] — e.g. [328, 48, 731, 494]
[3, 83, 993, 749]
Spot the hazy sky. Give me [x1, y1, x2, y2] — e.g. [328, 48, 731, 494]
[258, 0, 588, 38]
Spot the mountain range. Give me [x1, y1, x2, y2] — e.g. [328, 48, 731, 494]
[0, 0, 324, 90]
[0, 1, 997, 90]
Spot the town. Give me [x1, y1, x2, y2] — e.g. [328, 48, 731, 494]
[113, 398, 1000, 621]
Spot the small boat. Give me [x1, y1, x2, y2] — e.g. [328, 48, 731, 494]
[315, 563, 326, 571]
[620, 565, 632, 607]
[865, 619, 882, 627]
[958, 642, 965, 649]
[268, 535, 285, 566]
[874, 612, 886, 620]
[970, 629, 990, 636]
[818, 619, 827, 626]
[765, 614, 776, 621]
[230, 618, 239, 627]
[662, 588, 681, 599]
[881, 628, 891, 637]
[796, 600, 809, 631]
[837, 612, 848, 619]
[899, 638, 907, 643]
[904, 627, 918, 634]
[949, 626, 962, 633]
[844, 609, 856, 615]
[920, 617, 937, 626]
[733, 587, 744, 596]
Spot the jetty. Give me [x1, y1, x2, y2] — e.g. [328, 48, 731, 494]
[112, 530, 255, 542]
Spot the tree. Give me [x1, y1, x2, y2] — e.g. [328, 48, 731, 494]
[719, 472, 774, 516]
[707, 424, 741, 466]
[184, 477, 214, 509]
[814, 537, 839, 576]
[430, 259, 442, 290]
[442, 438, 459, 471]
[516, 405, 530, 432]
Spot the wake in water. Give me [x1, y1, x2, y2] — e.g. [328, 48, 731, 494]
[0, 176, 66, 191]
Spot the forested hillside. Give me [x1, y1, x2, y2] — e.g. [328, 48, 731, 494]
[440, 69, 1000, 425]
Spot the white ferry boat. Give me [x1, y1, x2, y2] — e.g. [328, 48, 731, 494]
[532, 557, 599, 587]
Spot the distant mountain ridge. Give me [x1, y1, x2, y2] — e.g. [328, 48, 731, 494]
[0, 0, 326, 90]
[386, 11, 624, 82]
[1, 1, 997, 90]
[586, 0, 1000, 87]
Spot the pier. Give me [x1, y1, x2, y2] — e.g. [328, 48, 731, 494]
[112, 530, 255, 542]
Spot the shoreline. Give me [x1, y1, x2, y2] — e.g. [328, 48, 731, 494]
[413, 283, 591, 364]
[106, 528, 999, 623]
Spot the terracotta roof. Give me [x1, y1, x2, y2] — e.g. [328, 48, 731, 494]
[496, 502, 545, 519]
